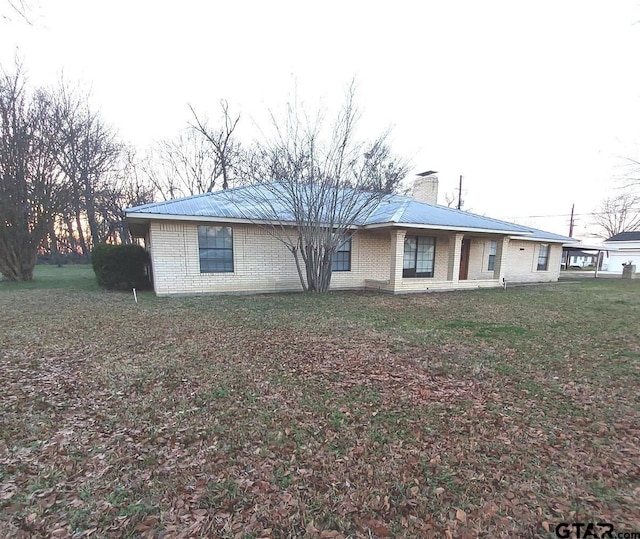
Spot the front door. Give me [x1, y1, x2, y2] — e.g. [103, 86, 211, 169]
[459, 238, 470, 280]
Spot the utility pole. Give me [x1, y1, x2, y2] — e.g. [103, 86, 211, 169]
[457, 175, 463, 210]
[568, 203, 575, 237]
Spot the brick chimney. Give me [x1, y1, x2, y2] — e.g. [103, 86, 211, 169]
[412, 171, 439, 205]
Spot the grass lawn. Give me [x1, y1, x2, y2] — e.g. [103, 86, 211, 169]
[1, 266, 639, 538]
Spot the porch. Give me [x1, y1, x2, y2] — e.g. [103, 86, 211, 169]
[362, 229, 509, 294]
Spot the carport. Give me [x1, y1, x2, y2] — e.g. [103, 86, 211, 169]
[562, 242, 617, 278]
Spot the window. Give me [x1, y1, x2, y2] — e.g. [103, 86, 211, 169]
[332, 237, 351, 272]
[537, 243, 549, 271]
[487, 240, 497, 271]
[198, 226, 233, 273]
[403, 235, 436, 278]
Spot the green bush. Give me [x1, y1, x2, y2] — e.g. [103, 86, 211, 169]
[92, 243, 151, 290]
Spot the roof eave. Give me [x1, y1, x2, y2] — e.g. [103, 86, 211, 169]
[363, 221, 533, 236]
[125, 212, 360, 229]
[509, 235, 570, 244]
[563, 243, 614, 250]
[125, 212, 282, 225]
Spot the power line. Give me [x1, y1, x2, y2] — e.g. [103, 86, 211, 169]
[503, 211, 615, 220]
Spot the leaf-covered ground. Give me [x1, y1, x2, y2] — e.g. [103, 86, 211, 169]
[1, 266, 639, 538]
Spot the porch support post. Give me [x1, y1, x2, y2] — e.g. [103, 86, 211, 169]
[494, 236, 510, 281]
[447, 233, 464, 282]
[389, 229, 406, 292]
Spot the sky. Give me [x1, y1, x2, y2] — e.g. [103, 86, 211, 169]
[2, 0, 640, 240]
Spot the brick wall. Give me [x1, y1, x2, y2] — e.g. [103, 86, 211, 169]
[149, 221, 391, 295]
[465, 237, 561, 283]
[504, 240, 562, 282]
[467, 238, 494, 280]
[387, 235, 561, 292]
[148, 220, 562, 295]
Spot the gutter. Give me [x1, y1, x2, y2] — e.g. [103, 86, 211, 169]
[363, 221, 534, 236]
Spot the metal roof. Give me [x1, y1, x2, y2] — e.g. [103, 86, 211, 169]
[365, 198, 537, 234]
[605, 231, 640, 242]
[514, 227, 574, 242]
[126, 183, 571, 240]
[563, 242, 614, 251]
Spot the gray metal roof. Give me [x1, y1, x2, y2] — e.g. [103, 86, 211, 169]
[605, 231, 640, 242]
[515, 227, 574, 242]
[563, 242, 612, 251]
[365, 197, 540, 234]
[126, 183, 570, 239]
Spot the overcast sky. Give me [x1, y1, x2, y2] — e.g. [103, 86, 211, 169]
[2, 0, 640, 239]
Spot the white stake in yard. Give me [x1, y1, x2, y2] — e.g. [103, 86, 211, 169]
[132, 288, 138, 303]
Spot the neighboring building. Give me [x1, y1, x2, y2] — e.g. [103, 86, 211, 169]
[125, 181, 572, 296]
[563, 250, 598, 269]
[602, 231, 640, 273]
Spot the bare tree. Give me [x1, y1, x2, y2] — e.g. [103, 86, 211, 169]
[0, 68, 66, 280]
[622, 157, 640, 187]
[50, 83, 122, 256]
[443, 191, 457, 208]
[189, 100, 240, 190]
[140, 101, 240, 202]
[238, 86, 405, 293]
[593, 192, 640, 238]
[358, 131, 409, 194]
[1, 0, 32, 24]
[141, 129, 220, 200]
[95, 147, 155, 244]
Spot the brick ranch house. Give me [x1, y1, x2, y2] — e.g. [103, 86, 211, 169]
[125, 176, 571, 296]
